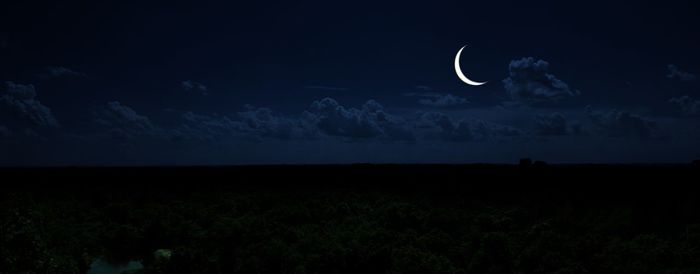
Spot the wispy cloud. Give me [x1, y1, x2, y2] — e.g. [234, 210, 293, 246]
[404, 92, 469, 107]
[418, 112, 524, 142]
[181, 80, 208, 95]
[535, 112, 569, 136]
[669, 95, 700, 115]
[586, 106, 660, 139]
[667, 64, 696, 81]
[303, 86, 349, 91]
[38, 66, 86, 79]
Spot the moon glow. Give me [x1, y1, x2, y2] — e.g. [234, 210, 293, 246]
[454, 45, 487, 86]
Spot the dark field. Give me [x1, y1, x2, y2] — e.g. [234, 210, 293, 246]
[2, 164, 700, 273]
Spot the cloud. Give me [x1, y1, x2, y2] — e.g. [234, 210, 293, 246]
[404, 92, 468, 107]
[0, 81, 59, 129]
[535, 112, 569, 136]
[181, 80, 208, 95]
[172, 107, 316, 141]
[93, 101, 156, 140]
[238, 105, 317, 140]
[158, 98, 417, 142]
[303, 97, 414, 141]
[303, 86, 349, 91]
[667, 65, 696, 81]
[503, 57, 579, 105]
[170, 112, 243, 141]
[419, 112, 524, 142]
[173, 98, 415, 142]
[669, 96, 700, 115]
[39, 66, 86, 79]
[586, 106, 659, 139]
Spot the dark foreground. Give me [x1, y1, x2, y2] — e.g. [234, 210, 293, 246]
[2, 164, 700, 273]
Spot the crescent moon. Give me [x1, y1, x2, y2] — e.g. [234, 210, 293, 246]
[454, 45, 487, 86]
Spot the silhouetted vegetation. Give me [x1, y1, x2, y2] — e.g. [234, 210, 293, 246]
[2, 164, 700, 273]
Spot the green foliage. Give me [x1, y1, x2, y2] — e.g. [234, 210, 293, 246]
[2, 190, 700, 273]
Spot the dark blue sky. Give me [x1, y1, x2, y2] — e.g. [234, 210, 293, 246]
[1, 0, 700, 165]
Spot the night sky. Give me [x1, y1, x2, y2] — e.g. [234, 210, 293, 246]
[1, 0, 699, 165]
